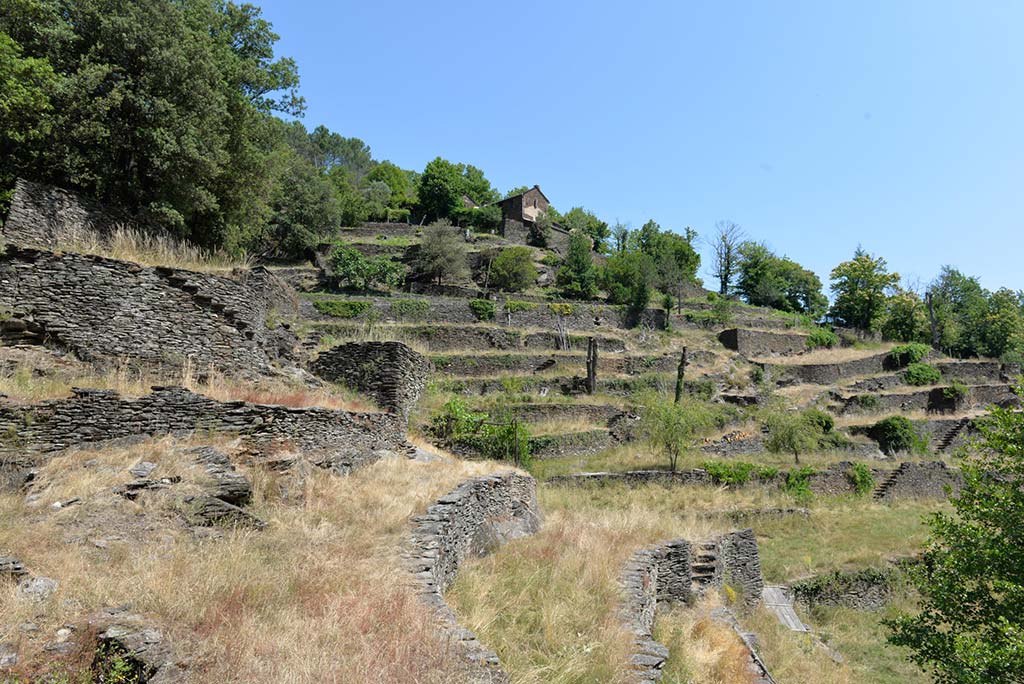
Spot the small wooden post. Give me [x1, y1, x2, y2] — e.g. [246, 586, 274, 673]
[674, 347, 688, 404]
[512, 417, 520, 467]
[586, 337, 598, 395]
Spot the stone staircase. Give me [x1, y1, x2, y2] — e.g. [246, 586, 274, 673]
[872, 465, 906, 500]
[690, 541, 719, 596]
[936, 417, 972, 452]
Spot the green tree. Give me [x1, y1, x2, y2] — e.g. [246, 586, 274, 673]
[528, 210, 553, 248]
[736, 242, 827, 317]
[413, 219, 469, 285]
[764, 409, 826, 463]
[886, 391, 1024, 683]
[881, 288, 930, 343]
[364, 161, 411, 207]
[416, 157, 463, 222]
[309, 125, 373, 179]
[0, 31, 56, 211]
[640, 396, 716, 471]
[561, 206, 610, 253]
[829, 248, 901, 331]
[488, 246, 537, 292]
[265, 148, 340, 258]
[556, 230, 597, 299]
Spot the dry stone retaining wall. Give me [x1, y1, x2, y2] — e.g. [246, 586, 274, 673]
[718, 328, 808, 357]
[2, 178, 133, 248]
[619, 529, 765, 683]
[0, 386, 408, 487]
[839, 384, 1018, 415]
[0, 246, 297, 375]
[308, 341, 430, 416]
[764, 352, 897, 385]
[406, 471, 541, 683]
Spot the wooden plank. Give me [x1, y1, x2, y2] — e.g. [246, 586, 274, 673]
[761, 586, 811, 633]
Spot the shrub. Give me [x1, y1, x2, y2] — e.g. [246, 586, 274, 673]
[853, 394, 881, 411]
[489, 246, 538, 292]
[765, 410, 823, 462]
[784, 466, 816, 502]
[942, 380, 970, 403]
[313, 299, 371, 319]
[802, 407, 835, 434]
[540, 253, 561, 267]
[504, 299, 537, 314]
[904, 362, 941, 386]
[848, 462, 876, 496]
[413, 219, 469, 285]
[327, 242, 404, 291]
[641, 397, 718, 471]
[890, 342, 931, 366]
[431, 399, 531, 465]
[390, 299, 430, 320]
[548, 302, 575, 316]
[806, 327, 839, 349]
[703, 461, 779, 485]
[871, 416, 927, 456]
[469, 299, 496, 321]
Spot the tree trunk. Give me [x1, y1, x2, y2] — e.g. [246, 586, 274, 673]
[674, 347, 688, 404]
[586, 337, 598, 395]
[927, 292, 939, 349]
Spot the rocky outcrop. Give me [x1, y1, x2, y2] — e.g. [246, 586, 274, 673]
[309, 341, 430, 416]
[0, 386, 409, 488]
[89, 607, 189, 683]
[406, 472, 541, 683]
[0, 246, 297, 375]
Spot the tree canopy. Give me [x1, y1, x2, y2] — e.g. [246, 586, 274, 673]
[735, 242, 827, 317]
[829, 248, 901, 331]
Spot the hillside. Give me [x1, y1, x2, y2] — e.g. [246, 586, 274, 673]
[0, 180, 1020, 684]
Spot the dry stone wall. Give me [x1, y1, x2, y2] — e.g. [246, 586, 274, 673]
[764, 351, 898, 385]
[0, 386, 408, 488]
[308, 341, 430, 416]
[2, 179, 134, 249]
[406, 471, 541, 683]
[0, 247, 297, 375]
[718, 328, 808, 357]
[838, 384, 1018, 415]
[619, 530, 765, 683]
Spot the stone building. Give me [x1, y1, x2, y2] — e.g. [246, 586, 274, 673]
[495, 185, 573, 254]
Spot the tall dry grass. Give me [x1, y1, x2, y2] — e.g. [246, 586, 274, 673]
[0, 352, 376, 412]
[58, 224, 251, 272]
[0, 438, 504, 683]
[654, 598, 762, 684]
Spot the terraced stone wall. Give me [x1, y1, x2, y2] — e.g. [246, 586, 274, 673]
[718, 328, 808, 357]
[0, 247, 297, 374]
[2, 179, 131, 248]
[791, 568, 900, 610]
[406, 471, 541, 683]
[0, 386, 408, 487]
[308, 341, 430, 416]
[619, 530, 764, 683]
[843, 383, 1019, 415]
[764, 352, 897, 385]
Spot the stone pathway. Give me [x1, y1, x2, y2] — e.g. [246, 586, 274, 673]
[761, 585, 810, 632]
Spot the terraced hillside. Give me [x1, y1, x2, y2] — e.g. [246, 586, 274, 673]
[1, 202, 1019, 684]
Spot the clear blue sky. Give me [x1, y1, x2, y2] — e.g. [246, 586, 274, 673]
[257, 0, 1023, 293]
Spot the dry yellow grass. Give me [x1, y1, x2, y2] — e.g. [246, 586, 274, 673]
[0, 351, 376, 412]
[753, 344, 894, 367]
[0, 437, 506, 683]
[447, 485, 761, 684]
[654, 598, 763, 684]
[56, 224, 251, 272]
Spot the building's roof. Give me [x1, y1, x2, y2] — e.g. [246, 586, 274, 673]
[496, 184, 549, 206]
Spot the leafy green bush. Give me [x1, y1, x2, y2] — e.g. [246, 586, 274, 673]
[390, 299, 430, 319]
[942, 381, 970, 403]
[430, 399, 531, 465]
[802, 408, 835, 434]
[548, 302, 575, 316]
[312, 299, 371, 319]
[904, 362, 941, 386]
[890, 343, 931, 366]
[540, 253, 561, 267]
[489, 246, 538, 292]
[765, 410, 823, 460]
[806, 328, 839, 349]
[702, 461, 779, 485]
[784, 466, 816, 502]
[504, 299, 537, 314]
[848, 462, 876, 496]
[469, 299, 496, 321]
[853, 394, 881, 411]
[327, 242, 404, 291]
[871, 416, 927, 456]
